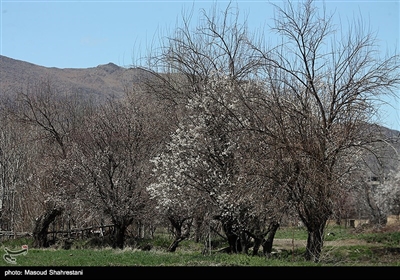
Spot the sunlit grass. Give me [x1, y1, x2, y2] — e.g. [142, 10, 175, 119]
[0, 247, 317, 267]
[1, 225, 399, 267]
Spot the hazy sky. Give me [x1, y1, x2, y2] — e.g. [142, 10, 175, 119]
[1, 0, 399, 130]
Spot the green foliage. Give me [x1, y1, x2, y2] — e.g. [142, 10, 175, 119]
[150, 235, 172, 249]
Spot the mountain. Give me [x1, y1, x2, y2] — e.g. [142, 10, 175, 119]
[0, 55, 149, 100]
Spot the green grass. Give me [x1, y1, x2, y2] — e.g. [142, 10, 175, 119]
[357, 231, 400, 246]
[1, 225, 399, 267]
[0, 247, 316, 267]
[274, 226, 308, 240]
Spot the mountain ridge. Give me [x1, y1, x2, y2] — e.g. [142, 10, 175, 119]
[0, 55, 148, 100]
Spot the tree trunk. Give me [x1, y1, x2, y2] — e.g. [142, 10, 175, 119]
[168, 236, 186, 252]
[305, 222, 325, 262]
[111, 218, 133, 249]
[167, 216, 192, 252]
[240, 231, 250, 254]
[194, 216, 203, 243]
[32, 206, 62, 248]
[222, 221, 241, 253]
[252, 237, 262, 256]
[111, 224, 126, 249]
[263, 221, 280, 256]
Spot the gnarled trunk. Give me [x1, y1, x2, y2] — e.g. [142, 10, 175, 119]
[304, 221, 326, 262]
[222, 220, 241, 253]
[32, 206, 63, 248]
[167, 215, 192, 252]
[112, 224, 126, 249]
[263, 221, 280, 256]
[111, 218, 133, 249]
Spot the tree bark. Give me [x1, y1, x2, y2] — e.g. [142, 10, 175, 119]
[304, 222, 325, 262]
[32, 206, 62, 248]
[194, 216, 204, 243]
[112, 225, 125, 249]
[252, 237, 262, 256]
[167, 216, 192, 252]
[111, 218, 132, 249]
[263, 221, 280, 256]
[222, 221, 241, 254]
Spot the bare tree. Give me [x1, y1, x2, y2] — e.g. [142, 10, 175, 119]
[0, 107, 30, 232]
[66, 90, 170, 249]
[3, 79, 86, 247]
[249, 0, 400, 262]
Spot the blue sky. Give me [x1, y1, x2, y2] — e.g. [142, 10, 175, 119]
[1, 0, 399, 130]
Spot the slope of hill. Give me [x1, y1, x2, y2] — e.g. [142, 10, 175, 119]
[0, 55, 148, 100]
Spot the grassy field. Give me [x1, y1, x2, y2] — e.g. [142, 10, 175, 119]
[1, 224, 399, 267]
